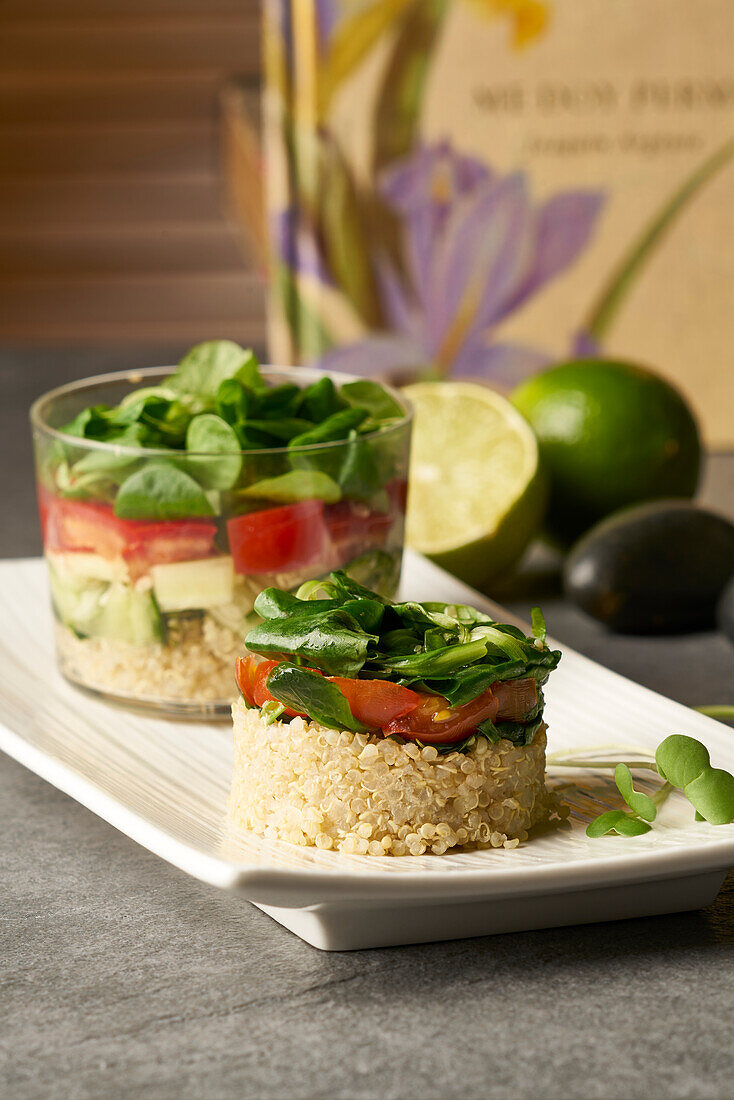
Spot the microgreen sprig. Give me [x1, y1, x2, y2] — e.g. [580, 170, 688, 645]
[613, 763, 658, 822]
[549, 734, 734, 836]
[261, 699, 286, 726]
[530, 606, 547, 647]
[586, 811, 652, 838]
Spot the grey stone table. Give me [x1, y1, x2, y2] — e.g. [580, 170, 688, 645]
[2, 348, 733, 1100]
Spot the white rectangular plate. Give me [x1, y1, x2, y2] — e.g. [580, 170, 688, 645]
[1, 553, 733, 950]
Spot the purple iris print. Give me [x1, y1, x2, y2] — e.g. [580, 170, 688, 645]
[273, 208, 334, 285]
[312, 141, 605, 385]
[315, 0, 340, 51]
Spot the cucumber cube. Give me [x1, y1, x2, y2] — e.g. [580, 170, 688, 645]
[151, 556, 234, 613]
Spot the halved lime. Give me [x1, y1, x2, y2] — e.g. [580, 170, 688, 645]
[403, 382, 546, 588]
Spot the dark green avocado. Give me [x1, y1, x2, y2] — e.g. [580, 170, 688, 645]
[717, 575, 734, 645]
[563, 500, 734, 634]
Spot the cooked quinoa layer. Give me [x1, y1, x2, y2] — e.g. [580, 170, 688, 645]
[55, 615, 241, 704]
[228, 698, 550, 856]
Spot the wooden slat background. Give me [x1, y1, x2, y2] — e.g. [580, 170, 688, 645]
[0, 0, 266, 346]
[0, 18, 261, 74]
[1, 0, 251, 15]
[1, 73, 228, 126]
[0, 176, 225, 227]
[0, 224, 246, 275]
[0, 272, 265, 341]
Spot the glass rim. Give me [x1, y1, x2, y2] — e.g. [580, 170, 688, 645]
[30, 364, 413, 459]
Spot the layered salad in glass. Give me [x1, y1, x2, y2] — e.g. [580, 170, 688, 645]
[31, 341, 411, 715]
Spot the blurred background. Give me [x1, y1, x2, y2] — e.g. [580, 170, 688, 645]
[1, 0, 732, 627]
[1, 0, 266, 553]
[0, 0, 264, 350]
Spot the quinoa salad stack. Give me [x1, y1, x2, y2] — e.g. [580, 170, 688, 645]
[228, 571, 561, 856]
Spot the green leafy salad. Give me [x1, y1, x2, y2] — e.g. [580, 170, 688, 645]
[35, 342, 411, 712]
[47, 340, 408, 515]
[237, 571, 734, 835]
[236, 569, 562, 751]
[37, 343, 411, 685]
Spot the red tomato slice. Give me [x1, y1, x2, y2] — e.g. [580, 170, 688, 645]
[494, 678, 538, 721]
[384, 690, 500, 743]
[386, 477, 408, 514]
[121, 522, 219, 579]
[235, 656, 306, 717]
[235, 654, 265, 707]
[227, 500, 326, 575]
[41, 494, 217, 577]
[236, 655, 538, 745]
[324, 479, 408, 567]
[383, 679, 538, 744]
[329, 677, 421, 729]
[325, 500, 393, 565]
[43, 497, 127, 558]
[236, 657, 420, 728]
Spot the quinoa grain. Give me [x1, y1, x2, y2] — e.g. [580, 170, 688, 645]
[55, 616, 241, 704]
[228, 700, 551, 856]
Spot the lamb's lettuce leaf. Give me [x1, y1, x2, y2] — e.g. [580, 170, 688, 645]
[266, 663, 367, 733]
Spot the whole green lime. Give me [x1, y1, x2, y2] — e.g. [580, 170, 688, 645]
[512, 359, 701, 542]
